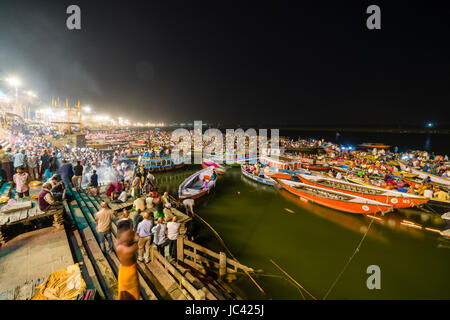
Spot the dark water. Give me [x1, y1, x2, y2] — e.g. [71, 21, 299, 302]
[280, 130, 450, 155]
[154, 166, 450, 300]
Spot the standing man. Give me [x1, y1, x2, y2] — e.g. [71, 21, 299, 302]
[0, 145, 13, 181]
[136, 212, 153, 263]
[72, 160, 84, 189]
[58, 159, 74, 189]
[116, 220, 140, 300]
[94, 202, 116, 253]
[13, 167, 30, 199]
[132, 196, 146, 230]
[183, 198, 195, 216]
[28, 152, 38, 181]
[13, 149, 27, 171]
[152, 217, 169, 257]
[167, 216, 181, 261]
[132, 174, 141, 200]
[89, 170, 99, 195]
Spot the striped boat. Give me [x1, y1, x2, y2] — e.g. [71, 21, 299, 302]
[241, 166, 276, 186]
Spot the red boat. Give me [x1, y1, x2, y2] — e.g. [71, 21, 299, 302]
[274, 178, 393, 214]
[300, 163, 330, 171]
[296, 174, 428, 209]
[265, 172, 293, 180]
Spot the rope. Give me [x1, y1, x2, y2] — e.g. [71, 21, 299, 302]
[194, 213, 266, 295]
[269, 259, 317, 300]
[323, 218, 374, 300]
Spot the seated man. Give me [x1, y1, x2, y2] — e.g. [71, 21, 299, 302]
[38, 183, 62, 212]
[50, 178, 66, 201]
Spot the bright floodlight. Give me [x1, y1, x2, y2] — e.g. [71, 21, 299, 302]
[82, 106, 91, 113]
[6, 77, 22, 88]
[427, 122, 433, 128]
[26, 90, 37, 98]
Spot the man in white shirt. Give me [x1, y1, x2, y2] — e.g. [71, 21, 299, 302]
[423, 188, 434, 198]
[183, 198, 195, 216]
[117, 190, 127, 203]
[145, 196, 154, 209]
[167, 216, 181, 260]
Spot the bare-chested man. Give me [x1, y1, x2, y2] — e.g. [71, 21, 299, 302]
[116, 220, 140, 300]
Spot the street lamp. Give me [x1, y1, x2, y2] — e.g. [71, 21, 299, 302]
[5, 76, 22, 104]
[82, 105, 91, 113]
[26, 90, 37, 98]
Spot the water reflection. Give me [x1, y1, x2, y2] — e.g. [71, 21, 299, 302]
[277, 188, 387, 243]
[240, 175, 277, 193]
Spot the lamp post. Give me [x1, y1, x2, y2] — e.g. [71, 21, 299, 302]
[5, 77, 22, 105]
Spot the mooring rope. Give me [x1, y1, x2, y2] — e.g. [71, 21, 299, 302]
[322, 218, 374, 300]
[269, 259, 317, 300]
[194, 213, 266, 295]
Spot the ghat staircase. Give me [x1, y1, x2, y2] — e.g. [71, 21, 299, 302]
[63, 187, 248, 300]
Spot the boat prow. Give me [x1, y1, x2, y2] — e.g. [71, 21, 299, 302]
[178, 167, 217, 200]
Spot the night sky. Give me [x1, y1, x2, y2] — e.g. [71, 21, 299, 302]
[0, 1, 449, 126]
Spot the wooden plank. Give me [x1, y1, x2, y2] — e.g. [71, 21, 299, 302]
[76, 191, 158, 300]
[0, 215, 9, 226]
[19, 209, 29, 221]
[0, 201, 32, 214]
[63, 201, 106, 300]
[7, 211, 23, 223]
[67, 200, 118, 300]
[28, 206, 38, 218]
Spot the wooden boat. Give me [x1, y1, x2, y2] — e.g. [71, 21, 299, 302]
[265, 172, 293, 180]
[241, 165, 277, 186]
[141, 154, 189, 172]
[441, 212, 450, 223]
[393, 171, 418, 178]
[440, 229, 450, 239]
[202, 159, 226, 174]
[274, 178, 393, 214]
[358, 143, 391, 149]
[178, 167, 216, 200]
[398, 160, 450, 186]
[402, 176, 450, 191]
[260, 155, 307, 175]
[300, 162, 330, 171]
[296, 174, 428, 208]
[346, 176, 450, 212]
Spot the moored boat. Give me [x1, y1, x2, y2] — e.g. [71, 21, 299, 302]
[398, 160, 450, 186]
[346, 176, 450, 212]
[260, 155, 306, 175]
[178, 167, 217, 200]
[241, 165, 277, 186]
[202, 159, 226, 174]
[274, 178, 393, 214]
[296, 173, 428, 208]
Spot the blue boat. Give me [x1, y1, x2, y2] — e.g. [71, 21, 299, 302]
[241, 165, 277, 186]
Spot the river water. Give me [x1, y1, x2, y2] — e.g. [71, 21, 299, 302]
[154, 165, 450, 300]
[149, 132, 450, 299]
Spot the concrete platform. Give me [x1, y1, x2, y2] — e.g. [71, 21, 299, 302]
[0, 227, 74, 293]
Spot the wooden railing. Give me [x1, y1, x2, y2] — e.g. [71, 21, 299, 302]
[177, 238, 254, 277]
[151, 245, 205, 300]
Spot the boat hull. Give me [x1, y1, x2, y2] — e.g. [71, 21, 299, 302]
[297, 174, 428, 209]
[399, 161, 450, 186]
[347, 176, 450, 212]
[241, 167, 277, 186]
[275, 179, 392, 214]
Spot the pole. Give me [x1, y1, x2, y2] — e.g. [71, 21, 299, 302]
[66, 99, 71, 134]
[78, 101, 82, 133]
